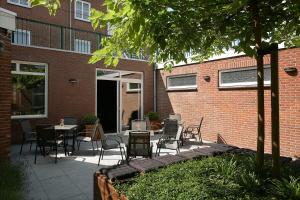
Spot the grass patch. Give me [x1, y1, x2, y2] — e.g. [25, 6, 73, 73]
[0, 161, 24, 200]
[115, 155, 300, 200]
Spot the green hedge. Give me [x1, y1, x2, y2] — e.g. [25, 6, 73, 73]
[0, 161, 24, 200]
[115, 155, 300, 200]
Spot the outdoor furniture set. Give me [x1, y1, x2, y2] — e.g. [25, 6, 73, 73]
[19, 113, 204, 164]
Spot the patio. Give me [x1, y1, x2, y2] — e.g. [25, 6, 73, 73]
[10, 133, 222, 200]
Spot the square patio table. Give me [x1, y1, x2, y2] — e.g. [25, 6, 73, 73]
[124, 130, 154, 136]
[55, 125, 78, 153]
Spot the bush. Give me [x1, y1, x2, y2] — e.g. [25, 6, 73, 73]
[115, 155, 300, 200]
[80, 114, 98, 125]
[146, 112, 159, 121]
[0, 161, 24, 200]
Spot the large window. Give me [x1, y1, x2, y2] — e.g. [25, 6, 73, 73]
[7, 0, 30, 7]
[74, 39, 91, 53]
[167, 74, 197, 90]
[219, 65, 271, 88]
[11, 61, 48, 118]
[75, 0, 91, 22]
[12, 29, 31, 45]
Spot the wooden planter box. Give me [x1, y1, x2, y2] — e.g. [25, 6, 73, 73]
[149, 120, 162, 131]
[94, 172, 127, 200]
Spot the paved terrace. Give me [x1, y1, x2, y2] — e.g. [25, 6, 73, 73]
[11, 134, 233, 200]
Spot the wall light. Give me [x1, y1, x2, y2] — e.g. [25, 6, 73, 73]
[284, 67, 297, 76]
[68, 78, 79, 84]
[203, 75, 211, 82]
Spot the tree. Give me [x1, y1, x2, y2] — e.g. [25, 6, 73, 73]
[31, 0, 300, 177]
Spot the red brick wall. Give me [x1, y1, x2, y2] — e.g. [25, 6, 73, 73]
[11, 46, 153, 143]
[157, 48, 300, 158]
[0, 29, 12, 160]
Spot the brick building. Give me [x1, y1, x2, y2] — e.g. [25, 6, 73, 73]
[156, 48, 299, 158]
[0, 1, 299, 158]
[0, 0, 153, 144]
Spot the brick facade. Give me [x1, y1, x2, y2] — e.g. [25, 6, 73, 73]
[157, 48, 300, 158]
[0, 28, 12, 160]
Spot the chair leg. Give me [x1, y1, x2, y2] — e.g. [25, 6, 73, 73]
[91, 141, 95, 155]
[55, 145, 58, 164]
[119, 147, 124, 161]
[34, 144, 38, 164]
[77, 140, 81, 150]
[95, 141, 99, 150]
[30, 141, 33, 151]
[98, 148, 103, 166]
[199, 131, 203, 144]
[20, 141, 24, 155]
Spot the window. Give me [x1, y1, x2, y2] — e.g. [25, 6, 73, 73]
[167, 74, 197, 90]
[74, 39, 91, 54]
[75, 0, 91, 22]
[7, 0, 30, 7]
[219, 65, 271, 88]
[11, 61, 48, 118]
[12, 29, 31, 45]
[127, 83, 141, 92]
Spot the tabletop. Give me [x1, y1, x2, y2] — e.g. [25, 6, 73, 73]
[54, 125, 78, 130]
[124, 130, 155, 136]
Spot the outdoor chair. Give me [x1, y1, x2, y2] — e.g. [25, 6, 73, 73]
[126, 131, 153, 162]
[131, 119, 147, 130]
[63, 116, 79, 148]
[34, 124, 64, 164]
[162, 118, 179, 138]
[156, 126, 183, 156]
[98, 123, 125, 165]
[184, 117, 204, 144]
[19, 119, 37, 155]
[76, 119, 100, 155]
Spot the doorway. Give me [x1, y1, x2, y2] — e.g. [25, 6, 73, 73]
[97, 80, 117, 133]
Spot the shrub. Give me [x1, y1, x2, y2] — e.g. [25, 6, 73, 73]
[80, 114, 98, 125]
[147, 112, 159, 121]
[114, 154, 300, 200]
[0, 161, 24, 200]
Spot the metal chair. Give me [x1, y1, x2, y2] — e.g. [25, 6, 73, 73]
[156, 126, 183, 156]
[126, 131, 152, 162]
[76, 119, 100, 155]
[184, 117, 204, 143]
[63, 116, 78, 151]
[131, 119, 147, 130]
[34, 124, 64, 164]
[19, 119, 37, 155]
[162, 118, 178, 138]
[98, 123, 125, 165]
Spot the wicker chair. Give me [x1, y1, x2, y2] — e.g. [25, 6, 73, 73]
[126, 131, 152, 162]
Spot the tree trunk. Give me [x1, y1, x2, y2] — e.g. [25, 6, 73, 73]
[270, 43, 280, 179]
[249, 0, 265, 175]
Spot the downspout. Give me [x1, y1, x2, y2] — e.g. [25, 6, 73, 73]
[153, 63, 157, 112]
[69, 0, 72, 50]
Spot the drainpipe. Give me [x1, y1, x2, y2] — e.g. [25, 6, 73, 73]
[153, 63, 157, 112]
[69, 0, 72, 50]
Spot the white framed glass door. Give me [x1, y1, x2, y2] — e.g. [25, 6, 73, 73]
[96, 69, 143, 133]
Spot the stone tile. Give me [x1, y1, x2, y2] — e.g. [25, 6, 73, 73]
[40, 176, 82, 200]
[63, 194, 88, 200]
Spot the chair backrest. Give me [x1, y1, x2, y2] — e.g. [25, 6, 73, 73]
[198, 117, 204, 130]
[97, 123, 106, 141]
[131, 119, 147, 130]
[127, 131, 151, 158]
[163, 118, 178, 138]
[20, 120, 33, 138]
[145, 116, 151, 130]
[169, 113, 181, 123]
[175, 126, 184, 140]
[91, 119, 100, 140]
[63, 117, 77, 125]
[36, 124, 56, 144]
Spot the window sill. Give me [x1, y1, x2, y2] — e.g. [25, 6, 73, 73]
[167, 87, 197, 92]
[11, 115, 47, 119]
[74, 17, 91, 23]
[219, 85, 271, 89]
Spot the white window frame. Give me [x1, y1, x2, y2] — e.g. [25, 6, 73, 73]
[166, 73, 197, 91]
[74, 0, 91, 22]
[74, 39, 91, 54]
[127, 82, 141, 92]
[7, 0, 30, 8]
[218, 65, 271, 88]
[11, 60, 48, 119]
[12, 29, 31, 46]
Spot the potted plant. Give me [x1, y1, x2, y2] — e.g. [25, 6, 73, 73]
[81, 114, 98, 135]
[146, 111, 162, 130]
